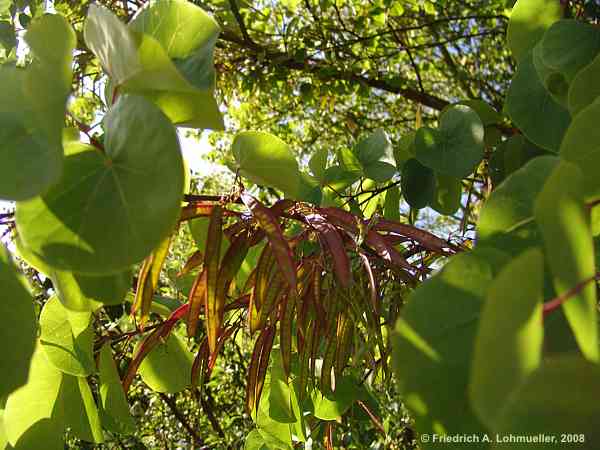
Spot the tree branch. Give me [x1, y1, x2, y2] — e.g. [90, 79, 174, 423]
[159, 393, 206, 447]
[218, 30, 450, 111]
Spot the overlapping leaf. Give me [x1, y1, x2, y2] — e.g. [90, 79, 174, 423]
[39, 296, 95, 377]
[492, 356, 600, 448]
[477, 156, 559, 241]
[391, 248, 510, 448]
[0, 245, 36, 398]
[534, 162, 598, 362]
[16, 95, 184, 275]
[0, 14, 74, 200]
[469, 248, 544, 429]
[233, 132, 303, 198]
[560, 97, 600, 201]
[505, 50, 570, 152]
[4, 343, 104, 446]
[98, 344, 136, 434]
[138, 332, 194, 393]
[84, 2, 223, 128]
[16, 236, 131, 312]
[415, 105, 484, 178]
[506, 0, 562, 64]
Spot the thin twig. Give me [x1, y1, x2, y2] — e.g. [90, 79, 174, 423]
[543, 272, 600, 316]
[159, 393, 206, 447]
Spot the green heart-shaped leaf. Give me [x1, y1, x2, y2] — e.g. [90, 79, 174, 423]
[568, 51, 600, 115]
[16, 95, 184, 275]
[534, 162, 598, 362]
[505, 50, 571, 152]
[415, 105, 484, 178]
[4, 345, 63, 447]
[492, 356, 600, 448]
[138, 332, 194, 393]
[98, 344, 136, 434]
[541, 20, 600, 83]
[469, 248, 544, 429]
[232, 131, 302, 198]
[400, 158, 435, 209]
[85, 3, 223, 129]
[391, 248, 510, 448]
[39, 297, 95, 376]
[478, 156, 559, 241]
[355, 128, 395, 166]
[5, 342, 105, 446]
[506, 0, 562, 64]
[560, 97, 600, 201]
[0, 15, 75, 200]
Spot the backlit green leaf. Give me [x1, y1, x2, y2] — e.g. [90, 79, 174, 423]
[85, 3, 223, 129]
[534, 162, 598, 362]
[394, 131, 416, 170]
[245, 430, 269, 450]
[309, 148, 328, 180]
[415, 105, 484, 178]
[59, 375, 103, 443]
[469, 248, 544, 429]
[506, 0, 562, 64]
[311, 376, 364, 421]
[391, 248, 509, 448]
[4, 345, 63, 448]
[39, 296, 95, 377]
[355, 129, 395, 167]
[0, 245, 36, 399]
[0, 14, 75, 200]
[232, 131, 302, 198]
[540, 19, 600, 83]
[478, 156, 559, 241]
[568, 51, 600, 115]
[138, 332, 194, 393]
[16, 95, 184, 275]
[98, 344, 136, 434]
[505, 50, 570, 152]
[492, 356, 600, 449]
[560, 97, 600, 201]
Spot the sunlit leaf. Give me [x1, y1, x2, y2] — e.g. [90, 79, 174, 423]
[39, 296, 94, 377]
[492, 356, 600, 448]
[0, 14, 75, 200]
[98, 344, 136, 434]
[138, 332, 194, 393]
[233, 132, 302, 198]
[478, 156, 559, 241]
[85, 3, 223, 128]
[0, 245, 36, 399]
[506, 0, 562, 64]
[391, 248, 510, 447]
[469, 248, 544, 429]
[16, 95, 184, 275]
[534, 162, 598, 362]
[560, 97, 600, 201]
[415, 105, 484, 178]
[505, 50, 570, 152]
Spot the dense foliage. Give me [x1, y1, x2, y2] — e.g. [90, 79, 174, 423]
[1, 0, 600, 449]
